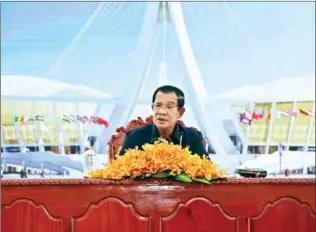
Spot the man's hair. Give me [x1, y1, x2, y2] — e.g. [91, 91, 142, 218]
[152, 85, 185, 108]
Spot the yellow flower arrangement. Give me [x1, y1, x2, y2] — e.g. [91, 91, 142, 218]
[88, 139, 228, 183]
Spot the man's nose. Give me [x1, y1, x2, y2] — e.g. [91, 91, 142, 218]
[157, 108, 167, 114]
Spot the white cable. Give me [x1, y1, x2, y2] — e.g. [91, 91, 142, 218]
[170, 2, 208, 100]
[45, 2, 112, 77]
[92, 2, 129, 41]
[75, 2, 129, 61]
[220, 2, 252, 43]
[179, 3, 206, 33]
[122, 3, 147, 40]
[83, 2, 117, 36]
[168, 11, 184, 87]
[71, 2, 132, 66]
[171, 2, 237, 154]
[97, 3, 160, 152]
[79, 2, 143, 80]
[162, 2, 167, 65]
[126, 3, 160, 78]
[122, 14, 160, 125]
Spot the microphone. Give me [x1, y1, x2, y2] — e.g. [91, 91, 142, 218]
[151, 133, 184, 146]
[179, 132, 184, 147]
[151, 138, 159, 144]
[151, 137, 173, 144]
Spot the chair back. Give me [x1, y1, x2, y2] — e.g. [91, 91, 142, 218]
[107, 116, 207, 161]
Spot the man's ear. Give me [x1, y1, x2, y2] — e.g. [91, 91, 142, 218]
[178, 107, 185, 118]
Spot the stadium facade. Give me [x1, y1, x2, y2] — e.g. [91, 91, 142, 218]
[1, 75, 315, 155]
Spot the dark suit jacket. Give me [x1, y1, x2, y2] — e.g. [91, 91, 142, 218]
[119, 123, 208, 158]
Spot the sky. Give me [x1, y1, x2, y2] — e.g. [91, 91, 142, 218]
[1, 2, 315, 98]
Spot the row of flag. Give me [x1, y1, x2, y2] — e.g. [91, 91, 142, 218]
[239, 110, 267, 125]
[298, 109, 315, 117]
[268, 109, 315, 119]
[239, 108, 315, 125]
[13, 115, 109, 128]
[62, 115, 109, 128]
[14, 115, 44, 122]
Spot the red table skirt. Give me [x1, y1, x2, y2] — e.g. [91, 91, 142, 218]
[1, 178, 315, 232]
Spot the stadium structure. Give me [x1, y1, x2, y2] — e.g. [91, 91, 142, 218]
[1, 75, 315, 156]
[1, 2, 315, 157]
[215, 76, 315, 155]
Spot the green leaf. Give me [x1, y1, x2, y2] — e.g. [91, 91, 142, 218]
[175, 173, 192, 183]
[210, 176, 227, 182]
[168, 172, 176, 176]
[148, 171, 172, 178]
[193, 177, 211, 184]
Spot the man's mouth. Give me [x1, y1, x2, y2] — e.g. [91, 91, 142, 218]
[157, 118, 167, 122]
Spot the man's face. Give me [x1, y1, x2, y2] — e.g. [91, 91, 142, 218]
[152, 91, 184, 130]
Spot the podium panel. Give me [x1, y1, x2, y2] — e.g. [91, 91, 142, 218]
[2, 179, 315, 232]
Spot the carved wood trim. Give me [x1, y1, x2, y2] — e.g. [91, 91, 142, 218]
[1, 198, 63, 222]
[250, 196, 316, 220]
[74, 197, 150, 222]
[71, 197, 151, 232]
[248, 196, 316, 232]
[161, 197, 237, 220]
[160, 197, 238, 232]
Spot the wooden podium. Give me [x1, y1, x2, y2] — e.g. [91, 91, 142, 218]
[1, 178, 315, 232]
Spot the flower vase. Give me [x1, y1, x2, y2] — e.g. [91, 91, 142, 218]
[84, 154, 96, 177]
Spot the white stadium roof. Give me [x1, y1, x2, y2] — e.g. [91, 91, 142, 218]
[213, 76, 315, 103]
[2, 75, 314, 103]
[0, 74, 314, 130]
[1, 75, 112, 99]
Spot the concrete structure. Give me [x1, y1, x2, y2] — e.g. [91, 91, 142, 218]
[1, 3, 314, 155]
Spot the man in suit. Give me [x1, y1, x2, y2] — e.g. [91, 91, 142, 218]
[119, 85, 209, 158]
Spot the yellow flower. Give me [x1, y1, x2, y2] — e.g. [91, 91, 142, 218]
[88, 138, 227, 180]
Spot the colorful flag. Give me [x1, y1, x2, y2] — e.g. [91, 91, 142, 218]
[35, 115, 44, 121]
[299, 109, 315, 117]
[95, 116, 109, 128]
[69, 114, 78, 123]
[90, 116, 96, 123]
[278, 111, 290, 117]
[62, 114, 109, 127]
[267, 112, 271, 119]
[240, 112, 252, 125]
[278, 143, 285, 156]
[252, 110, 265, 120]
[77, 115, 93, 124]
[82, 116, 90, 124]
[76, 115, 83, 123]
[62, 114, 72, 123]
[268, 108, 282, 119]
[14, 116, 20, 122]
[27, 117, 35, 121]
[14, 116, 35, 122]
[286, 110, 297, 117]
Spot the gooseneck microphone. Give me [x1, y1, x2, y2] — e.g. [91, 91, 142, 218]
[151, 133, 184, 147]
[179, 132, 184, 147]
[151, 138, 159, 144]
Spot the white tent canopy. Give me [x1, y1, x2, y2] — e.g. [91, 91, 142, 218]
[1, 75, 112, 99]
[213, 76, 315, 103]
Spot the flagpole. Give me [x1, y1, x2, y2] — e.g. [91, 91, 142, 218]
[242, 103, 254, 155]
[9, 104, 24, 152]
[304, 101, 315, 151]
[265, 102, 276, 154]
[279, 142, 283, 174]
[285, 101, 297, 150]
